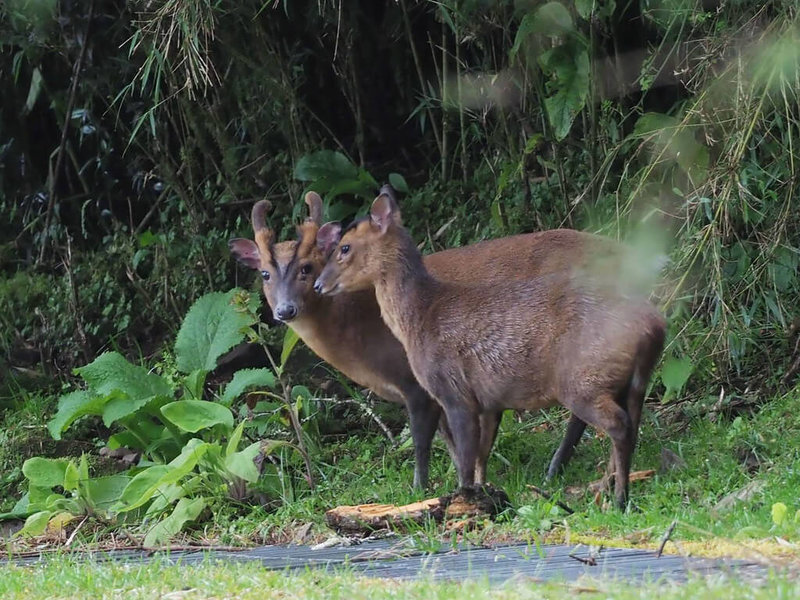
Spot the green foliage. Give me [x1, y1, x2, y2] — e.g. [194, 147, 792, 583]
[143, 497, 207, 547]
[221, 369, 277, 406]
[511, 1, 589, 140]
[161, 400, 234, 433]
[539, 39, 589, 141]
[6, 455, 131, 537]
[659, 356, 693, 403]
[2, 290, 309, 544]
[175, 290, 259, 373]
[293, 150, 379, 222]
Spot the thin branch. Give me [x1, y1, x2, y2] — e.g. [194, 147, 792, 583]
[656, 520, 678, 558]
[526, 485, 575, 515]
[258, 329, 315, 490]
[38, 0, 96, 263]
[398, 0, 442, 155]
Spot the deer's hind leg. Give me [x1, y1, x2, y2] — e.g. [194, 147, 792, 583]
[475, 411, 502, 485]
[546, 414, 587, 480]
[562, 392, 634, 510]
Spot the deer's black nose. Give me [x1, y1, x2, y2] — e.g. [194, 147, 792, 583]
[313, 280, 323, 294]
[275, 303, 298, 321]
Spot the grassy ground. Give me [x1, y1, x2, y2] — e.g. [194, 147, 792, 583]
[1, 386, 799, 597]
[0, 558, 797, 600]
[1, 384, 799, 560]
[212, 387, 800, 560]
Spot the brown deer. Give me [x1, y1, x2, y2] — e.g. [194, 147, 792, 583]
[314, 192, 666, 509]
[230, 187, 647, 491]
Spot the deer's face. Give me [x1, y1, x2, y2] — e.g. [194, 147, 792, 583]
[315, 192, 400, 296]
[229, 195, 330, 323]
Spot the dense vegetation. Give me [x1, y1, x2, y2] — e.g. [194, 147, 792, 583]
[1, 0, 799, 547]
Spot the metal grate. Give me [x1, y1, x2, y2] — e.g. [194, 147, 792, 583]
[1, 539, 764, 584]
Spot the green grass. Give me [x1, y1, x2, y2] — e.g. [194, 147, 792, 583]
[3, 386, 800, 553]
[0, 558, 796, 600]
[214, 388, 800, 550]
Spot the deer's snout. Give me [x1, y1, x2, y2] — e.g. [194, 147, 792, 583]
[314, 274, 339, 296]
[274, 302, 298, 322]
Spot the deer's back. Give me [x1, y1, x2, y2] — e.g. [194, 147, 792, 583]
[405, 273, 662, 412]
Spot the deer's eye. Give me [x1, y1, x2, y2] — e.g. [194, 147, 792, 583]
[300, 264, 313, 276]
[340, 244, 350, 256]
[261, 270, 270, 281]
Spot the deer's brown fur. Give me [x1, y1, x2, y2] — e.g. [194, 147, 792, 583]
[315, 193, 665, 508]
[231, 188, 642, 491]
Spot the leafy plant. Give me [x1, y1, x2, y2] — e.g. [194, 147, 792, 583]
[511, 1, 589, 140]
[2, 289, 312, 544]
[1, 456, 130, 537]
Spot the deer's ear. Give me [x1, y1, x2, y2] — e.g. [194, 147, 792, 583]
[316, 222, 342, 256]
[229, 238, 261, 270]
[305, 191, 323, 225]
[370, 193, 397, 234]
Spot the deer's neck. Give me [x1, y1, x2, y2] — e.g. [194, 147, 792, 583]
[373, 232, 439, 349]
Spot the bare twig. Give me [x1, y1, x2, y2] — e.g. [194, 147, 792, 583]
[38, 0, 96, 263]
[656, 520, 678, 558]
[526, 485, 575, 515]
[317, 395, 395, 446]
[258, 331, 315, 490]
[398, 0, 442, 156]
[568, 543, 602, 566]
[64, 516, 88, 547]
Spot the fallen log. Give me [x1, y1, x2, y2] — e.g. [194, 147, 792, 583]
[325, 486, 510, 534]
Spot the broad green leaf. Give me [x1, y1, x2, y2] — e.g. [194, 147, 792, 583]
[6, 493, 31, 518]
[123, 443, 210, 514]
[510, 13, 537, 63]
[144, 482, 186, 517]
[183, 369, 208, 400]
[388, 173, 409, 193]
[221, 369, 275, 406]
[27, 485, 53, 508]
[294, 150, 359, 183]
[84, 474, 131, 511]
[660, 356, 693, 402]
[76, 352, 172, 400]
[772, 502, 788, 526]
[17, 510, 54, 537]
[224, 441, 263, 483]
[168, 439, 211, 473]
[102, 392, 171, 428]
[293, 151, 377, 202]
[539, 41, 589, 140]
[511, 3, 575, 64]
[161, 400, 234, 433]
[107, 431, 144, 451]
[174, 290, 256, 373]
[225, 422, 246, 457]
[23, 67, 43, 114]
[532, 1, 574, 34]
[143, 497, 206, 547]
[281, 327, 300, 367]
[115, 466, 171, 512]
[575, 0, 593, 19]
[22, 457, 71, 488]
[47, 390, 108, 440]
[63, 460, 80, 492]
